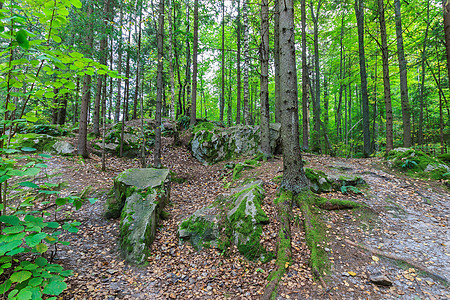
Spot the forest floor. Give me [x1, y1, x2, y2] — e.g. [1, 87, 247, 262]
[35, 134, 449, 299]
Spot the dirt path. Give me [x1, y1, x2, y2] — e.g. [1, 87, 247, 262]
[38, 141, 449, 299]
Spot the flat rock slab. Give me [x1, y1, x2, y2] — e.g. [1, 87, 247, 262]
[107, 168, 170, 264]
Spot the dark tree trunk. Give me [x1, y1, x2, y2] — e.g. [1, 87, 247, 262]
[260, 0, 270, 156]
[190, 0, 199, 126]
[184, 3, 191, 117]
[310, 0, 322, 153]
[154, 0, 164, 168]
[378, 0, 393, 153]
[274, 0, 281, 123]
[220, 0, 225, 123]
[394, 0, 412, 147]
[444, 0, 450, 89]
[279, 0, 309, 193]
[418, 0, 430, 146]
[236, 0, 242, 124]
[301, 0, 309, 149]
[354, 0, 371, 157]
[114, 3, 123, 123]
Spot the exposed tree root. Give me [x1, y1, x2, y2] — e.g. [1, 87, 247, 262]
[345, 239, 449, 285]
[262, 191, 293, 300]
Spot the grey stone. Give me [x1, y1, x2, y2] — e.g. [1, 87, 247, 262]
[424, 163, 450, 173]
[52, 141, 75, 155]
[107, 168, 170, 264]
[369, 272, 392, 286]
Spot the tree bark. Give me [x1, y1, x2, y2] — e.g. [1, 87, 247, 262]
[236, 0, 242, 124]
[378, 0, 393, 153]
[114, 2, 123, 123]
[301, 0, 309, 149]
[185, 3, 191, 117]
[190, 0, 199, 126]
[220, 0, 225, 123]
[274, 0, 281, 123]
[394, 0, 412, 147]
[279, 0, 309, 193]
[260, 0, 270, 156]
[418, 0, 430, 146]
[154, 0, 164, 168]
[243, 0, 250, 125]
[444, 0, 450, 89]
[168, 0, 176, 119]
[310, 0, 322, 153]
[354, 0, 371, 157]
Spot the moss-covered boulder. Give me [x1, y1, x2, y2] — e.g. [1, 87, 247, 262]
[107, 168, 170, 264]
[305, 168, 366, 194]
[11, 133, 56, 152]
[190, 122, 281, 164]
[52, 141, 75, 155]
[178, 180, 270, 261]
[388, 148, 450, 180]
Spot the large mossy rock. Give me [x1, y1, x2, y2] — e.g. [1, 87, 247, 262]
[305, 168, 366, 194]
[190, 122, 281, 165]
[11, 133, 56, 152]
[388, 148, 450, 180]
[52, 141, 75, 155]
[106, 168, 170, 264]
[178, 180, 270, 261]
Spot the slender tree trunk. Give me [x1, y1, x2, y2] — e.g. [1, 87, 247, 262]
[114, 3, 123, 123]
[301, 0, 309, 149]
[124, 28, 131, 122]
[310, 0, 322, 153]
[243, 0, 250, 124]
[418, 0, 430, 146]
[78, 5, 94, 158]
[394, 0, 412, 147]
[379, 0, 393, 153]
[260, 0, 270, 156]
[279, 0, 308, 193]
[438, 57, 445, 153]
[354, 0, 371, 157]
[168, 0, 176, 119]
[274, 0, 281, 123]
[336, 14, 344, 139]
[444, 0, 450, 89]
[154, 0, 164, 168]
[133, 3, 143, 121]
[185, 2, 191, 117]
[220, 0, 225, 123]
[190, 0, 199, 126]
[227, 58, 233, 126]
[236, 0, 242, 124]
[57, 94, 67, 125]
[73, 77, 79, 125]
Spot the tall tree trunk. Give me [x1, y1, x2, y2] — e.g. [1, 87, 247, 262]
[168, 0, 176, 119]
[220, 0, 225, 123]
[260, 0, 270, 156]
[124, 27, 131, 122]
[133, 3, 143, 121]
[236, 0, 242, 124]
[378, 0, 393, 153]
[438, 56, 445, 153]
[336, 14, 344, 139]
[190, 0, 199, 126]
[78, 5, 94, 158]
[418, 0, 430, 146]
[114, 2, 123, 123]
[354, 0, 371, 157]
[185, 2, 191, 117]
[274, 0, 281, 123]
[444, 0, 450, 89]
[227, 58, 233, 126]
[154, 0, 164, 168]
[310, 0, 322, 153]
[394, 0, 412, 147]
[57, 94, 67, 125]
[279, 0, 308, 193]
[301, 0, 309, 149]
[243, 0, 250, 124]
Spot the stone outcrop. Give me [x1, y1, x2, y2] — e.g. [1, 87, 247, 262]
[178, 180, 270, 261]
[106, 168, 170, 264]
[305, 168, 366, 194]
[52, 141, 75, 155]
[190, 122, 281, 165]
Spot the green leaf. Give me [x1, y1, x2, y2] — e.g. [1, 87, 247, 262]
[55, 198, 67, 206]
[20, 147, 36, 152]
[35, 243, 48, 254]
[7, 103, 16, 111]
[88, 198, 97, 204]
[35, 257, 47, 267]
[0, 279, 11, 294]
[10, 270, 31, 283]
[38, 154, 52, 158]
[0, 232, 26, 243]
[0, 215, 20, 226]
[45, 222, 59, 229]
[22, 167, 40, 176]
[18, 182, 39, 189]
[15, 288, 32, 299]
[0, 175, 10, 183]
[0, 240, 21, 255]
[6, 247, 25, 256]
[25, 232, 47, 247]
[70, 0, 82, 8]
[42, 279, 66, 295]
[2, 225, 24, 234]
[28, 277, 43, 287]
[16, 30, 30, 50]
[52, 35, 61, 43]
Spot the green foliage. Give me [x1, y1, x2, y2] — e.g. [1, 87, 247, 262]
[401, 159, 418, 169]
[340, 185, 362, 194]
[177, 116, 190, 130]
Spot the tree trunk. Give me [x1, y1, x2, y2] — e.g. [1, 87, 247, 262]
[260, 0, 270, 156]
[378, 0, 393, 153]
[274, 0, 281, 123]
[310, 0, 322, 153]
[394, 0, 412, 147]
[185, 3, 191, 117]
[190, 0, 199, 126]
[154, 0, 164, 168]
[279, 0, 309, 193]
[114, 3, 123, 123]
[220, 0, 225, 123]
[124, 27, 131, 122]
[168, 0, 176, 119]
[243, 0, 250, 124]
[354, 0, 371, 157]
[236, 0, 242, 124]
[336, 14, 344, 139]
[133, 3, 143, 121]
[418, 0, 430, 146]
[77, 5, 94, 158]
[301, 0, 309, 149]
[444, 0, 450, 89]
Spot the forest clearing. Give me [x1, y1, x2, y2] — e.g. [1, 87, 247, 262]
[1, 0, 450, 299]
